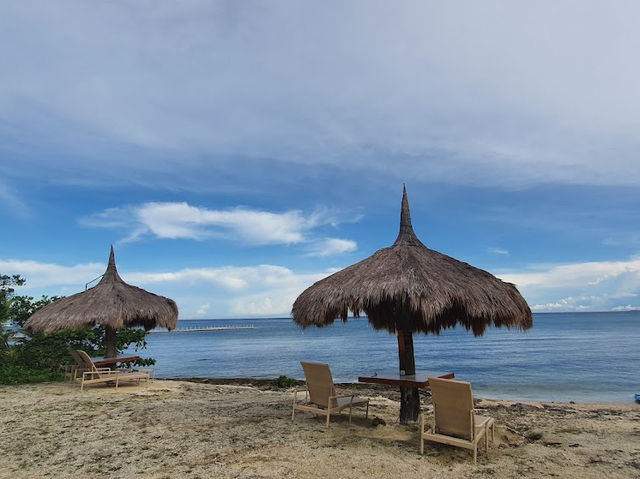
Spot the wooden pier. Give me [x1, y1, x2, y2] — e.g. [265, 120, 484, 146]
[149, 325, 255, 333]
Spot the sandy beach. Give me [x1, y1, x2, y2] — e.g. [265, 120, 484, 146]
[1, 380, 639, 479]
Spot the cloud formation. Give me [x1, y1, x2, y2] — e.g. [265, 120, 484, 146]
[1, 257, 335, 318]
[499, 256, 640, 312]
[7, 253, 640, 318]
[308, 238, 357, 257]
[81, 202, 355, 251]
[0, 259, 103, 290]
[2, 1, 640, 192]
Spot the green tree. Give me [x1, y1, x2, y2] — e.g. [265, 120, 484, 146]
[8, 294, 64, 326]
[0, 274, 25, 323]
[0, 274, 26, 349]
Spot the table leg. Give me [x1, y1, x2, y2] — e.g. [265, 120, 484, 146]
[400, 386, 420, 423]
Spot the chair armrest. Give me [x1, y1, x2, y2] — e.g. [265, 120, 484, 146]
[83, 370, 118, 378]
[292, 387, 308, 403]
[330, 394, 359, 405]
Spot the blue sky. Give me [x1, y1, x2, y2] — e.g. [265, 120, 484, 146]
[1, 1, 640, 318]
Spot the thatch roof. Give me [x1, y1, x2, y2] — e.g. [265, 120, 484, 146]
[292, 187, 532, 336]
[25, 247, 178, 333]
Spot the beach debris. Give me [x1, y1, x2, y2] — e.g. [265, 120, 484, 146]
[371, 416, 386, 427]
[524, 430, 543, 441]
[542, 441, 562, 447]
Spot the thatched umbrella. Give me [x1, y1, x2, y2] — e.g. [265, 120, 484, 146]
[25, 247, 178, 358]
[292, 187, 532, 422]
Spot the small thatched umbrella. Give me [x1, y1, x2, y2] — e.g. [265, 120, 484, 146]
[292, 187, 532, 422]
[25, 247, 178, 358]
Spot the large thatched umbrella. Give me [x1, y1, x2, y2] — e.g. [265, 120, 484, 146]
[292, 187, 532, 422]
[25, 247, 178, 358]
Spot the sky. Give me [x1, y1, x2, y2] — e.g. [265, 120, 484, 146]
[1, 1, 640, 318]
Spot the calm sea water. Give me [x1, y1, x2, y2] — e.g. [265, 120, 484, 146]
[126, 312, 640, 404]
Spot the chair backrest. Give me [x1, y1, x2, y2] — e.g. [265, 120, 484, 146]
[428, 377, 475, 441]
[69, 348, 84, 366]
[75, 350, 99, 374]
[301, 361, 337, 408]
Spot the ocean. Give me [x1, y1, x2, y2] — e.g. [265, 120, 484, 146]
[128, 311, 640, 404]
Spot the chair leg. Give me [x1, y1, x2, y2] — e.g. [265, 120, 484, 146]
[473, 445, 477, 464]
[291, 393, 297, 421]
[326, 410, 331, 427]
[419, 415, 424, 455]
[349, 405, 353, 424]
[365, 402, 369, 419]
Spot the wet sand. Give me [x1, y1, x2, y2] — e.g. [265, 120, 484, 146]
[1, 380, 639, 478]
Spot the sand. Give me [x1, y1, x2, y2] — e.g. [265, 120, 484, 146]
[1, 379, 639, 479]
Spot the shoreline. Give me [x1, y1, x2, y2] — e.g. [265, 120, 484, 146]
[2, 379, 639, 478]
[164, 377, 640, 406]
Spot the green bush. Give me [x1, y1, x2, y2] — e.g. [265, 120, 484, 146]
[276, 375, 299, 388]
[8, 326, 155, 370]
[0, 363, 65, 385]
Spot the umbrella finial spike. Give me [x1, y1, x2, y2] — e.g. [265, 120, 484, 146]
[394, 185, 424, 246]
[105, 245, 118, 278]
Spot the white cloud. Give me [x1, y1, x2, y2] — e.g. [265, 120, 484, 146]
[499, 256, 640, 312]
[0, 180, 31, 218]
[612, 304, 640, 312]
[81, 202, 355, 249]
[126, 264, 334, 317]
[195, 303, 210, 316]
[308, 238, 357, 257]
[0, 259, 103, 290]
[0, 256, 336, 318]
[487, 247, 509, 255]
[6, 252, 640, 317]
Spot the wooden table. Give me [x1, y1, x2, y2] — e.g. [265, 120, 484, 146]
[359, 370, 455, 423]
[92, 355, 141, 368]
[358, 370, 455, 388]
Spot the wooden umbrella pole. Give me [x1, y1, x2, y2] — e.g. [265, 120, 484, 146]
[397, 329, 420, 423]
[105, 325, 118, 359]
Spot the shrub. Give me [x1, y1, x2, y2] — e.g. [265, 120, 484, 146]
[0, 363, 65, 385]
[525, 430, 543, 441]
[276, 375, 299, 388]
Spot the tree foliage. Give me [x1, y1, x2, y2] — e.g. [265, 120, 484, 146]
[9, 294, 65, 327]
[0, 274, 25, 324]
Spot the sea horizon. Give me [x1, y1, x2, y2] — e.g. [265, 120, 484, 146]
[173, 309, 640, 322]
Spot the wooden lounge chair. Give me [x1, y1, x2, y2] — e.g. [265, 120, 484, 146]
[67, 348, 90, 381]
[292, 361, 369, 427]
[420, 377, 495, 464]
[75, 350, 150, 391]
